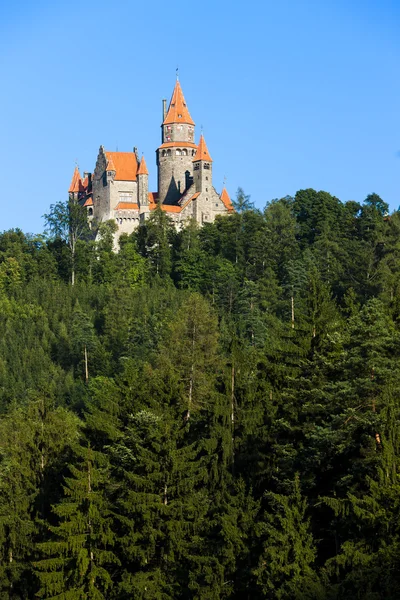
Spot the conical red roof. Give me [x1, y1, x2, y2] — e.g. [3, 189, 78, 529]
[220, 187, 234, 212]
[163, 80, 195, 126]
[192, 135, 213, 162]
[137, 156, 149, 175]
[68, 166, 82, 193]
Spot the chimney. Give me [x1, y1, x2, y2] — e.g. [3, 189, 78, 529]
[162, 99, 167, 121]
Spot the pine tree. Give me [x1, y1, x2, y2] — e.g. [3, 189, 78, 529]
[254, 475, 324, 599]
[35, 442, 118, 599]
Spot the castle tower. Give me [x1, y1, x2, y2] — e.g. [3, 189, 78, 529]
[156, 80, 197, 204]
[68, 166, 83, 201]
[193, 134, 213, 193]
[137, 156, 149, 219]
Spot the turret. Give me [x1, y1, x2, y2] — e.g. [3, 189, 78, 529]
[137, 156, 149, 219]
[156, 80, 197, 204]
[106, 156, 116, 183]
[68, 166, 82, 201]
[193, 135, 213, 194]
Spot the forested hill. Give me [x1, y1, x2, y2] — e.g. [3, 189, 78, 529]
[1, 188, 400, 599]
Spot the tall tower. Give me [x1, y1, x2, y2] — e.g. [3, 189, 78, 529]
[156, 80, 197, 204]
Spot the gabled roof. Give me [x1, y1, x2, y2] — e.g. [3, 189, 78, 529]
[68, 166, 82, 193]
[137, 156, 149, 175]
[193, 135, 213, 162]
[220, 187, 234, 212]
[105, 151, 138, 181]
[83, 196, 93, 207]
[163, 81, 195, 126]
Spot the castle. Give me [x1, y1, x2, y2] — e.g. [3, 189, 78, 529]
[68, 79, 234, 238]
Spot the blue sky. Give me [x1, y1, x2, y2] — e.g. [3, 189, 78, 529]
[1, 0, 399, 234]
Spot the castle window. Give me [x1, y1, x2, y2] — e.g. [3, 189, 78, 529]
[206, 188, 208, 192]
[194, 163, 199, 171]
[88, 208, 93, 216]
[178, 113, 182, 118]
[166, 136, 171, 142]
[162, 150, 167, 157]
[119, 192, 133, 203]
[216, 203, 219, 207]
[204, 163, 210, 170]
[167, 149, 171, 156]
[177, 125, 182, 131]
[176, 149, 181, 155]
[181, 149, 187, 156]
[206, 176, 208, 180]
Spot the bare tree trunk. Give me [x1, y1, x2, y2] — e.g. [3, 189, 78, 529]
[163, 483, 168, 505]
[84, 345, 89, 383]
[70, 238, 76, 286]
[291, 295, 295, 329]
[187, 324, 196, 420]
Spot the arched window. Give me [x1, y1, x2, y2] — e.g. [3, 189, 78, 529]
[181, 149, 187, 156]
[176, 149, 181, 155]
[167, 149, 171, 156]
[88, 207, 93, 216]
[162, 150, 167, 157]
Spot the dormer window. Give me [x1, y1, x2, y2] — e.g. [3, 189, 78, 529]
[178, 114, 182, 118]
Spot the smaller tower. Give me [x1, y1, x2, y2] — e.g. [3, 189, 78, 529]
[68, 166, 82, 201]
[106, 156, 116, 184]
[193, 135, 213, 193]
[137, 156, 149, 219]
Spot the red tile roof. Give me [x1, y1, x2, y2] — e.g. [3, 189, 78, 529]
[148, 191, 159, 205]
[163, 81, 195, 126]
[105, 152, 138, 181]
[193, 135, 213, 162]
[220, 187, 234, 212]
[137, 156, 149, 175]
[69, 166, 83, 193]
[83, 197, 93, 207]
[159, 141, 197, 149]
[115, 202, 139, 210]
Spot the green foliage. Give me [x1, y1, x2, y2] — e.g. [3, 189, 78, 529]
[1, 188, 400, 597]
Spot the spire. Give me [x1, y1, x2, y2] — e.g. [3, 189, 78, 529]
[68, 166, 82, 193]
[137, 155, 149, 175]
[106, 156, 116, 172]
[192, 134, 213, 162]
[220, 187, 234, 212]
[163, 80, 195, 126]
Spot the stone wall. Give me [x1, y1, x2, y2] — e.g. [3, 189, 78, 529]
[157, 146, 197, 203]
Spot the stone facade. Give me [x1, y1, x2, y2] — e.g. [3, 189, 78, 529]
[68, 80, 233, 239]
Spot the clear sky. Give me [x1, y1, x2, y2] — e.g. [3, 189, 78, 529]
[1, 0, 399, 234]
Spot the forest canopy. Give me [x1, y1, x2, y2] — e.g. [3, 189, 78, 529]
[0, 188, 399, 599]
